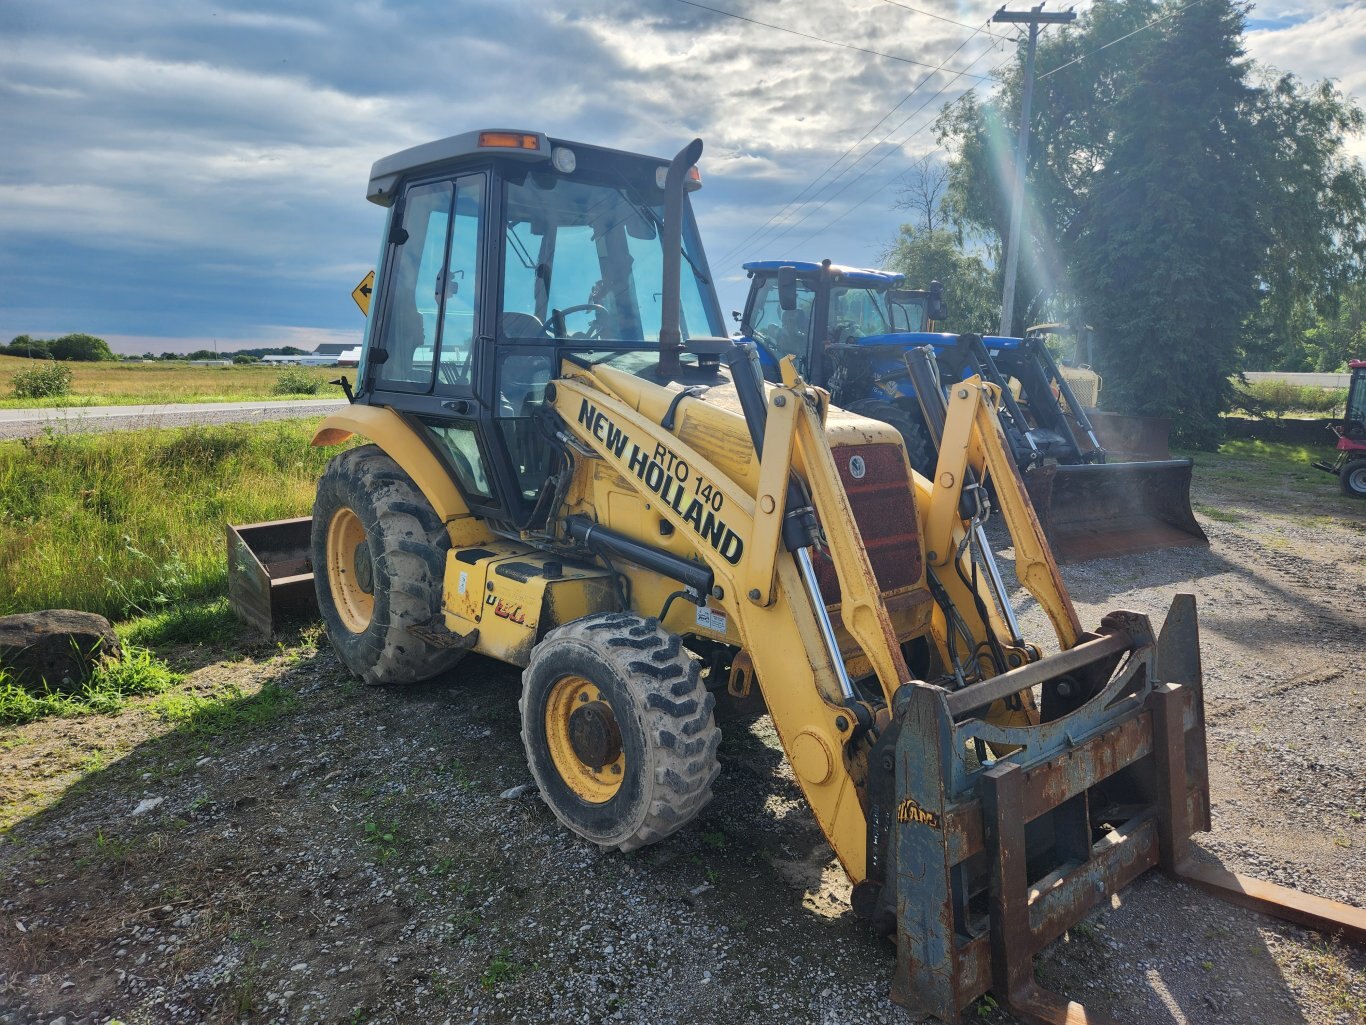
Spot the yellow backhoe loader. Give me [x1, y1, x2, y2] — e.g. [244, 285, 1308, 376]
[234, 130, 1362, 1023]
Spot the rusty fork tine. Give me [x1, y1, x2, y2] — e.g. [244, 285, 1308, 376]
[1011, 985, 1126, 1025]
[1173, 859, 1366, 945]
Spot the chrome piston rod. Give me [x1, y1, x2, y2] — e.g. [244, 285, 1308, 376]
[973, 523, 1025, 648]
[796, 547, 857, 702]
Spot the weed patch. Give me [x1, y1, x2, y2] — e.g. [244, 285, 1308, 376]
[0, 646, 180, 725]
[1232, 379, 1347, 418]
[479, 949, 526, 990]
[272, 368, 324, 396]
[0, 353, 339, 407]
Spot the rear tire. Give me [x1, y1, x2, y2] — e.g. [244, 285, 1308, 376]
[847, 399, 935, 478]
[520, 614, 721, 852]
[312, 445, 466, 685]
[1342, 457, 1366, 498]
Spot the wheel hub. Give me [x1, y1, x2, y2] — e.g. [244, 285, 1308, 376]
[568, 701, 623, 770]
[353, 541, 374, 594]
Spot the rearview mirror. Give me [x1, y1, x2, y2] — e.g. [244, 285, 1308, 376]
[777, 266, 798, 312]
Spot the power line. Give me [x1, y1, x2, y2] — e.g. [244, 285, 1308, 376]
[716, 18, 997, 266]
[666, 0, 996, 79]
[875, 0, 1007, 38]
[1037, 0, 1205, 80]
[757, 29, 1008, 253]
[781, 39, 1019, 254]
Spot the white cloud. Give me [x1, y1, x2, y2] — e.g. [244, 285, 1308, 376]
[33, 0, 1358, 340]
[1246, 3, 1366, 158]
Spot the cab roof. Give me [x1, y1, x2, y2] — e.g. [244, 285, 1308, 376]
[366, 129, 676, 207]
[742, 260, 904, 289]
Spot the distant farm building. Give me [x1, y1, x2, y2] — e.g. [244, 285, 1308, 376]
[261, 342, 362, 367]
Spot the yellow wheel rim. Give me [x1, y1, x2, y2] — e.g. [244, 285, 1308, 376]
[544, 674, 625, 804]
[326, 506, 374, 633]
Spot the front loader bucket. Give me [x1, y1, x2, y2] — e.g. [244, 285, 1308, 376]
[1086, 409, 1173, 460]
[1024, 459, 1208, 563]
[227, 518, 317, 636]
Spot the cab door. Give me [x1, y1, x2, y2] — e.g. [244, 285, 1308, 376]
[366, 175, 486, 397]
[362, 173, 502, 509]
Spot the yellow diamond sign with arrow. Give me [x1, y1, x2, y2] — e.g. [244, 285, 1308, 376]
[351, 270, 375, 316]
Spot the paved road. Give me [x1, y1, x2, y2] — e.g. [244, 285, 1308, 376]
[0, 398, 347, 440]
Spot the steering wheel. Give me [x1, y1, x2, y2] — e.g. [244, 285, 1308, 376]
[548, 304, 609, 338]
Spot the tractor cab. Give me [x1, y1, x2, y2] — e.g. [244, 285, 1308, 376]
[1342, 359, 1366, 441]
[355, 129, 727, 529]
[737, 260, 946, 388]
[1313, 359, 1366, 497]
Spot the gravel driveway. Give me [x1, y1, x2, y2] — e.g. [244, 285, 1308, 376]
[0, 450, 1362, 1025]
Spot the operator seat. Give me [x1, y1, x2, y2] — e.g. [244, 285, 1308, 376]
[776, 309, 806, 359]
[502, 311, 546, 338]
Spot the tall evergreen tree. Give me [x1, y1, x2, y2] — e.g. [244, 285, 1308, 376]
[1073, 0, 1266, 446]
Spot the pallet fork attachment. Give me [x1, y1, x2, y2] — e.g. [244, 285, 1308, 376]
[866, 593, 1364, 1024]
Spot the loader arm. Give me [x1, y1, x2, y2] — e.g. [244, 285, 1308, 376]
[549, 346, 1090, 883]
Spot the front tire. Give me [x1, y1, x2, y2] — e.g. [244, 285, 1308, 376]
[520, 614, 721, 852]
[1342, 457, 1366, 498]
[312, 445, 466, 685]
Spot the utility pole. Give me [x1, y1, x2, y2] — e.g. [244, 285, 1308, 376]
[993, 4, 1075, 338]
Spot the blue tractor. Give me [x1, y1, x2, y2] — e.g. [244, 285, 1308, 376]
[737, 259, 1207, 562]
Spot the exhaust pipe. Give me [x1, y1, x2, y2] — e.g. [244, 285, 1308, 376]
[657, 138, 703, 380]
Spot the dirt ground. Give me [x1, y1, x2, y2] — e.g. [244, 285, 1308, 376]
[1, 449, 1363, 1025]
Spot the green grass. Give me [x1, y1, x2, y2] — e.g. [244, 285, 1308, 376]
[1180, 440, 1332, 489]
[148, 682, 298, 735]
[117, 596, 243, 648]
[0, 422, 351, 621]
[0, 646, 181, 725]
[1192, 503, 1246, 524]
[0, 353, 344, 408]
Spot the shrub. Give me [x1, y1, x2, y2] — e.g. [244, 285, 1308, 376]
[11, 361, 74, 399]
[1231, 379, 1348, 419]
[272, 368, 323, 395]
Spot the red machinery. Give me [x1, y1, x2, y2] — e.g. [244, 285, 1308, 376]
[1312, 359, 1366, 498]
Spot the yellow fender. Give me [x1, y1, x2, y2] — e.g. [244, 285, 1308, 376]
[312, 406, 492, 547]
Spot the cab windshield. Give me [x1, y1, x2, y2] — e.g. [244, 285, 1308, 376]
[502, 173, 718, 344]
[747, 276, 896, 361]
[828, 285, 894, 340]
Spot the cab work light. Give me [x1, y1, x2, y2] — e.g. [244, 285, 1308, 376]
[655, 165, 703, 191]
[478, 131, 541, 150]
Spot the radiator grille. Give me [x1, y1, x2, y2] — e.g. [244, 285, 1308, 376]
[812, 443, 923, 604]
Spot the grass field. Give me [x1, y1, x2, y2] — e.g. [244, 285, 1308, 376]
[0, 416, 1348, 630]
[0, 420, 353, 621]
[0, 354, 344, 407]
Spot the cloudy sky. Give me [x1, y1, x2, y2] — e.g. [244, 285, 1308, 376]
[1, 0, 1362, 354]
